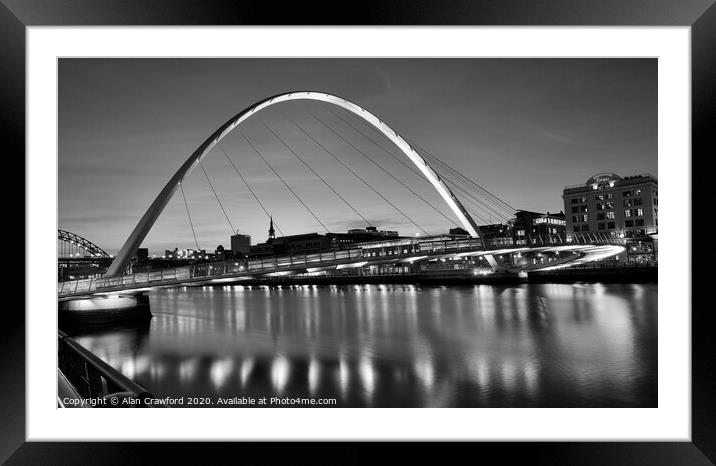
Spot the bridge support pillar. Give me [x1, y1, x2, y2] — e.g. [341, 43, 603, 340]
[483, 254, 500, 271]
[59, 293, 152, 326]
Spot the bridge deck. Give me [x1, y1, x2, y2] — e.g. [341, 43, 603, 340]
[58, 237, 624, 300]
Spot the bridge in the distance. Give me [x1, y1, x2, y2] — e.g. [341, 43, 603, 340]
[58, 91, 626, 301]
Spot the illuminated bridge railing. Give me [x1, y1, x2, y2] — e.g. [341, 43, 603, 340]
[57, 234, 623, 297]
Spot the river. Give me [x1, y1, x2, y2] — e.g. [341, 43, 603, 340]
[64, 283, 657, 407]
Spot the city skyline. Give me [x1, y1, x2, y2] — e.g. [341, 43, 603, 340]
[59, 58, 657, 254]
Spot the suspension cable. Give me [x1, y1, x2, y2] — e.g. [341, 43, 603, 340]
[322, 107, 502, 225]
[411, 143, 517, 215]
[317, 108, 499, 227]
[261, 120, 373, 227]
[440, 179, 509, 223]
[291, 110, 429, 236]
[238, 130, 330, 233]
[217, 142, 285, 237]
[334, 105, 516, 217]
[285, 111, 461, 230]
[199, 160, 235, 234]
[179, 181, 200, 251]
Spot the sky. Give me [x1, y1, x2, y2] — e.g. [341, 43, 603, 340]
[58, 58, 657, 255]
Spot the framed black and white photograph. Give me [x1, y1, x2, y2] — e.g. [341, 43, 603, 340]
[5, 0, 714, 463]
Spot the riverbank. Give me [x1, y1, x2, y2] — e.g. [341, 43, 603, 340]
[528, 265, 657, 283]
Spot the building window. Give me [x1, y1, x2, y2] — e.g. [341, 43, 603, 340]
[606, 202, 614, 209]
[598, 223, 605, 230]
[607, 222, 615, 229]
[580, 197, 587, 203]
[625, 220, 633, 227]
[573, 226, 580, 232]
[607, 193, 613, 199]
[580, 205, 588, 213]
[571, 206, 579, 213]
[633, 198, 643, 206]
[581, 226, 590, 232]
[634, 189, 642, 196]
[624, 209, 632, 218]
[623, 199, 632, 207]
[571, 215, 578, 223]
[635, 219, 645, 227]
[597, 194, 605, 200]
[623, 190, 632, 197]
[597, 213, 605, 220]
[579, 214, 588, 222]
[606, 211, 615, 219]
[571, 198, 578, 204]
[636, 208, 644, 217]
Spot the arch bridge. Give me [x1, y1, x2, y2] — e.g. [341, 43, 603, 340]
[105, 91, 497, 277]
[58, 229, 111, 259]
[58, 91, 626, 298]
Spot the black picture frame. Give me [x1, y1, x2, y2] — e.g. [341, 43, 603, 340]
[4, 1, 713, 463]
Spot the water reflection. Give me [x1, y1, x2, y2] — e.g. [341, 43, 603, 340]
[64, 283, 657, 407]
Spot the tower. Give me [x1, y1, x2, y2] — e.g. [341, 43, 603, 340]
[268, 216, 276, 241]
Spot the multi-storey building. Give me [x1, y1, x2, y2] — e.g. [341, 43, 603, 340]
[230, 231, 251, 257]
[509, 210, 567, 246]
[563, 173, 658, 240]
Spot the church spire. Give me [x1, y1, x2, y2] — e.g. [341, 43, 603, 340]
[268, 215, 276, 240]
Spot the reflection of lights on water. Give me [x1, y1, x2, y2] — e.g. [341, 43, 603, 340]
[359, 357, 376, 397]
[501, 361, 517, 388]
[210, 358, 234, 389]
[120, 355, 151, 380]
[308, 358, 320, 394]
[121, 359, 136, 380]
[271, 356, 290, 393]
[592, 283, 605, 296]
[239, 358, 254, 387]
[338, 357, 350, 398]
[179, 358, 199, 382]
[150, 361, 166, 380]
[631, 284, 644, 299]
[469, 357, 489, 386]
[414, 357, 434, 389]
[523, 361, 539, 396]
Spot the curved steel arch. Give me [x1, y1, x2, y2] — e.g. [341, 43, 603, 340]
[58, 229, 111, 258]
[106, 91, 487, 277]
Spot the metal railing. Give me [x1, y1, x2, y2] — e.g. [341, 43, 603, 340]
[58, 330, 162, 407]
[57, 235, 623, 297]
